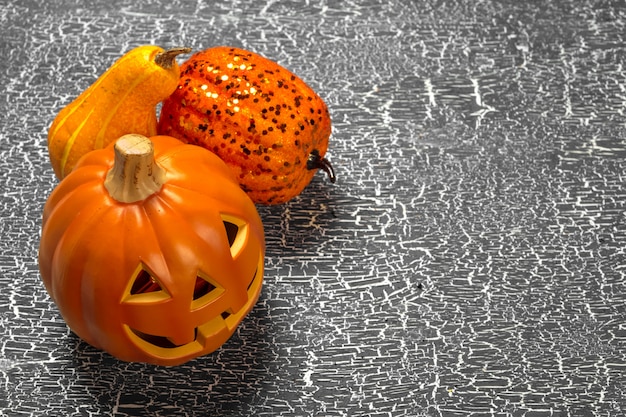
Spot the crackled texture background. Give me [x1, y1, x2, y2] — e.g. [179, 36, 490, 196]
[1, 0, 626, 416]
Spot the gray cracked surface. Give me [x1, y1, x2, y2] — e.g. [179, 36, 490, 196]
[1, 0, 626, 416]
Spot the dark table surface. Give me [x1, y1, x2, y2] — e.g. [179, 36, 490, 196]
[2, 0, 626, 416]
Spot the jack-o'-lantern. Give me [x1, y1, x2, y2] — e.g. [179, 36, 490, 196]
[38, 134, 265, 366]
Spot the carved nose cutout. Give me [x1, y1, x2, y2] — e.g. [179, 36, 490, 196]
[191, 272, 224, 310]
[193, 275, 217, 300]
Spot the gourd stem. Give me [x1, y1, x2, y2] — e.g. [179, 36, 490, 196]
[307, 149, 336, 183]
[104, 134, 166, 203]
[154, 47, 192, 69]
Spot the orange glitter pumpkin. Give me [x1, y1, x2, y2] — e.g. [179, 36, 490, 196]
[157, 46, 335, 205]
[38, 134, 265, 366]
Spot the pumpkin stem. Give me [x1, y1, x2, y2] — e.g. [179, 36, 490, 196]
[104, 134, 166, 203]
[307, 149, 336, 183]
[154, 47, 192, 69]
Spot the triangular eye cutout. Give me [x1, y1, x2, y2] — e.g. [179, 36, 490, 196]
[223, 220, 239, 248]
[130, 268, 163, 295]
[220, 214, 249, 259]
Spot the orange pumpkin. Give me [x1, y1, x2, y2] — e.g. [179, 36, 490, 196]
[157, 46, 336, 205]
[47, 45, 191, 179]
[38, 134, 265, 366]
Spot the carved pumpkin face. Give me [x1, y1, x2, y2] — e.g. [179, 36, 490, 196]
[38, 135, 265, 366]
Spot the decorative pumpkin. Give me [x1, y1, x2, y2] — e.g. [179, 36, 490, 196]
[157, 46, 336, 205]
[38, 134, 265, 366]
[47, 45, 191, 179]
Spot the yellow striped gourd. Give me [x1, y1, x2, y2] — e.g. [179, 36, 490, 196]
[47, 45, 190, 179]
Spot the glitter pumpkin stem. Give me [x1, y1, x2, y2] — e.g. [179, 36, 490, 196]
[307, 149, 336, 183]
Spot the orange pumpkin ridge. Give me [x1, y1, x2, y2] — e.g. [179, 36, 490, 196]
[158, 46, 336, 205]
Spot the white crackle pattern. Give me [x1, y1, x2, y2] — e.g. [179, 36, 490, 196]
[1, 0, 626, 416]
